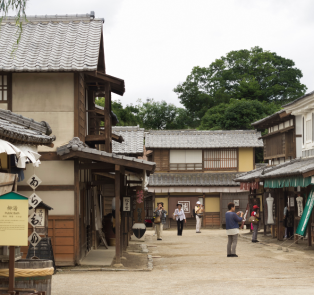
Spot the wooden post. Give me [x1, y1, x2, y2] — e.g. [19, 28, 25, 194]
[263, 192, 266, 236]
[8, 246, 15, 293]
[74, 160, 80, 264]
[120, 170, 124, 256]
[219, 192, 223, 229]
[104, 82, 112, 153]
[114, 165, 122, 266]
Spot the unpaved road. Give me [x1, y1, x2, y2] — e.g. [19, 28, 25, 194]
[53, 229, 314, 295]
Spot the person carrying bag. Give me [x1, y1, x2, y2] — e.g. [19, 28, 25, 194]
[154, 202, 167, 241]
[250, 205, 260, 243]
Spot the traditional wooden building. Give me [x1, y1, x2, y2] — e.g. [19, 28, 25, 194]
[145, 130, 263, 228]
[236, 90, 314, 244]
[0, 13, 155, 267]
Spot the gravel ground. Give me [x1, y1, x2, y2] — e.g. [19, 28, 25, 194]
[52, 229, 314, 295]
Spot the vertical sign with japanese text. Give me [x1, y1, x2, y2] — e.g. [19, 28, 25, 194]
[134, 187, 145, 223]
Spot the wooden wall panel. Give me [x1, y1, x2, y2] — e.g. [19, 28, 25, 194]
[21, 216, 75, 266]
[78, 73, 85, 141]
[153, 149, 169, 171]
[204, 212, 220, 228]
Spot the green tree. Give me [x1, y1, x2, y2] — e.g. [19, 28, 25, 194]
[174, 46, 307, 119]
[1, 0, 27, 44]
[199, 98, 281, 131]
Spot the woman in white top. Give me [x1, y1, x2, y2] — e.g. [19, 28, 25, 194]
[174, 204, 186, 236]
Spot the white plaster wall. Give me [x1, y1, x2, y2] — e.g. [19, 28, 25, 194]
[295, 115, 302, 158]
[170, 150, 186, 163]
[12, 73, 74, 112]
[16, 112, 74, 152]
[18, 161, 74, 185]
[18, 191, 74, 215]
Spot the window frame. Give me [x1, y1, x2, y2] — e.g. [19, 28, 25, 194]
[0, 73, 12, 110]
[203, 148, 238, 171]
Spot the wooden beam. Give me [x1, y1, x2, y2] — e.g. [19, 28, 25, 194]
[74, 73, 79, 138]
[40, 152, 60, 161]
[104, 82, 112, 153]
[18, 185, 75, 191]
[85, 134, 122, 144]
[115, 165, 121, 265]
[59, 150, 155, 172]
[93, 172, 115, 179]
[78, 163, 115, 170]
[303, 170, 314, 178]
[295, 134, 302, 138]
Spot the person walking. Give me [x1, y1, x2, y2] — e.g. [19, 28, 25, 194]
[251, 205, 260, 243]
[286, 206, 294, 239]
[154, 202, 167, 241]
[226, 202, 243, 257]
[174, 204, 186, 236]
[194, 201, 204, 233]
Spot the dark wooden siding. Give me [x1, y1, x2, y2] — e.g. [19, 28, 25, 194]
[153, 149, 169, 171]
[204, 212, 220, 228]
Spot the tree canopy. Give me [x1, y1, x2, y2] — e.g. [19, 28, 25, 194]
[199, 98, 281, 130]
[95, 98, 195, 130]
[174, 46, 307, 120]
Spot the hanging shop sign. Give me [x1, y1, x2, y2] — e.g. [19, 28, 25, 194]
[123, 197, 131, 211]
[0, 192, 29, 246]
[28, 192, 42, 209]
[27, 174, 42, 190]
[296, 188, 314, 237]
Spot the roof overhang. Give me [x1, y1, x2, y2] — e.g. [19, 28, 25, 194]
[85, 71, 125, 96]
[59, 150, 155, 175]
[148, 186, 245, 193]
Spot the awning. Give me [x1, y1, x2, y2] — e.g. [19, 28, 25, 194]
[0, 139, 41, 168]
[264, 176, 311, 189]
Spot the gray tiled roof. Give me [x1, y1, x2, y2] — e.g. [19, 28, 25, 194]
[145, 130, 263, 149]
[57, 137, 155, 170]
[235, 157, 314, 182]
[0, 13, 102, 72]
[112, 126, 144, 155]
[149, 173, 240, 186]
[0, 109, 55, 145]
[282, 90, 314, 108]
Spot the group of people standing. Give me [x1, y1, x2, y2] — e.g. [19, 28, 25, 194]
[153, 201, 205, 238]
[153, 200, 261, 258]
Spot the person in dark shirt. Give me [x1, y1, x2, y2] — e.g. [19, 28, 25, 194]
[225, 202, 243, 257]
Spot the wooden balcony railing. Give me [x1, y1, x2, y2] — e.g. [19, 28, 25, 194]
[169, 163, 202, 171]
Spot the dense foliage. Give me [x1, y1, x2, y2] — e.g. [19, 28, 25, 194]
[199, 99, 281, 130]
[174, 46, 307, 121]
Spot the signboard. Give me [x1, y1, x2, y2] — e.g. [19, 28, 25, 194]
[123, 197, 131, 212]
[28, 231, 41, 247]
[28, 212, 42, 228]
[234, 200, 240, 207]
[0, 192, 28, 246]
[178, 201, 190, 213]
[35, 208, 45, 227]
[27, 174, 42, 190]
[28, 193, 42, 209]
[134, 187, 145, 223]
[296, 188, 314, 237]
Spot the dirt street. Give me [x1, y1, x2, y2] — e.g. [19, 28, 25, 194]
[53, 229, 314, 295]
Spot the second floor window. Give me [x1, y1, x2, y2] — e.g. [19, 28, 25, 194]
[204, 149, 237, 170]
[169, 150, 202, 171]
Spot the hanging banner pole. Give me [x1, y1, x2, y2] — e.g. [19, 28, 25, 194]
[296, 187, 314, 237]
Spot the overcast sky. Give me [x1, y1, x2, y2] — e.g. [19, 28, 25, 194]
[24, 0, 314, 107]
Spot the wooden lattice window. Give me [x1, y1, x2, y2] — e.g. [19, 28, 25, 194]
[0, 75, 8, 102]
[204, 149, 237, 170]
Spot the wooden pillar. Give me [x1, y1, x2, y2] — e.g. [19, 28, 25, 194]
[104, 82, 112, 153]
[114, 165, 121, 266]
[219, 192, 223, 228]
[8, 246, 15, 292]
[278, 189, 284, 241]
[74, 159, 80, 264]
[120, 170, 125, 255]
[263, 192, 266, 236]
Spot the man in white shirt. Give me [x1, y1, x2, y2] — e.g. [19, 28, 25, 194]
[194, 201, 204, 233]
